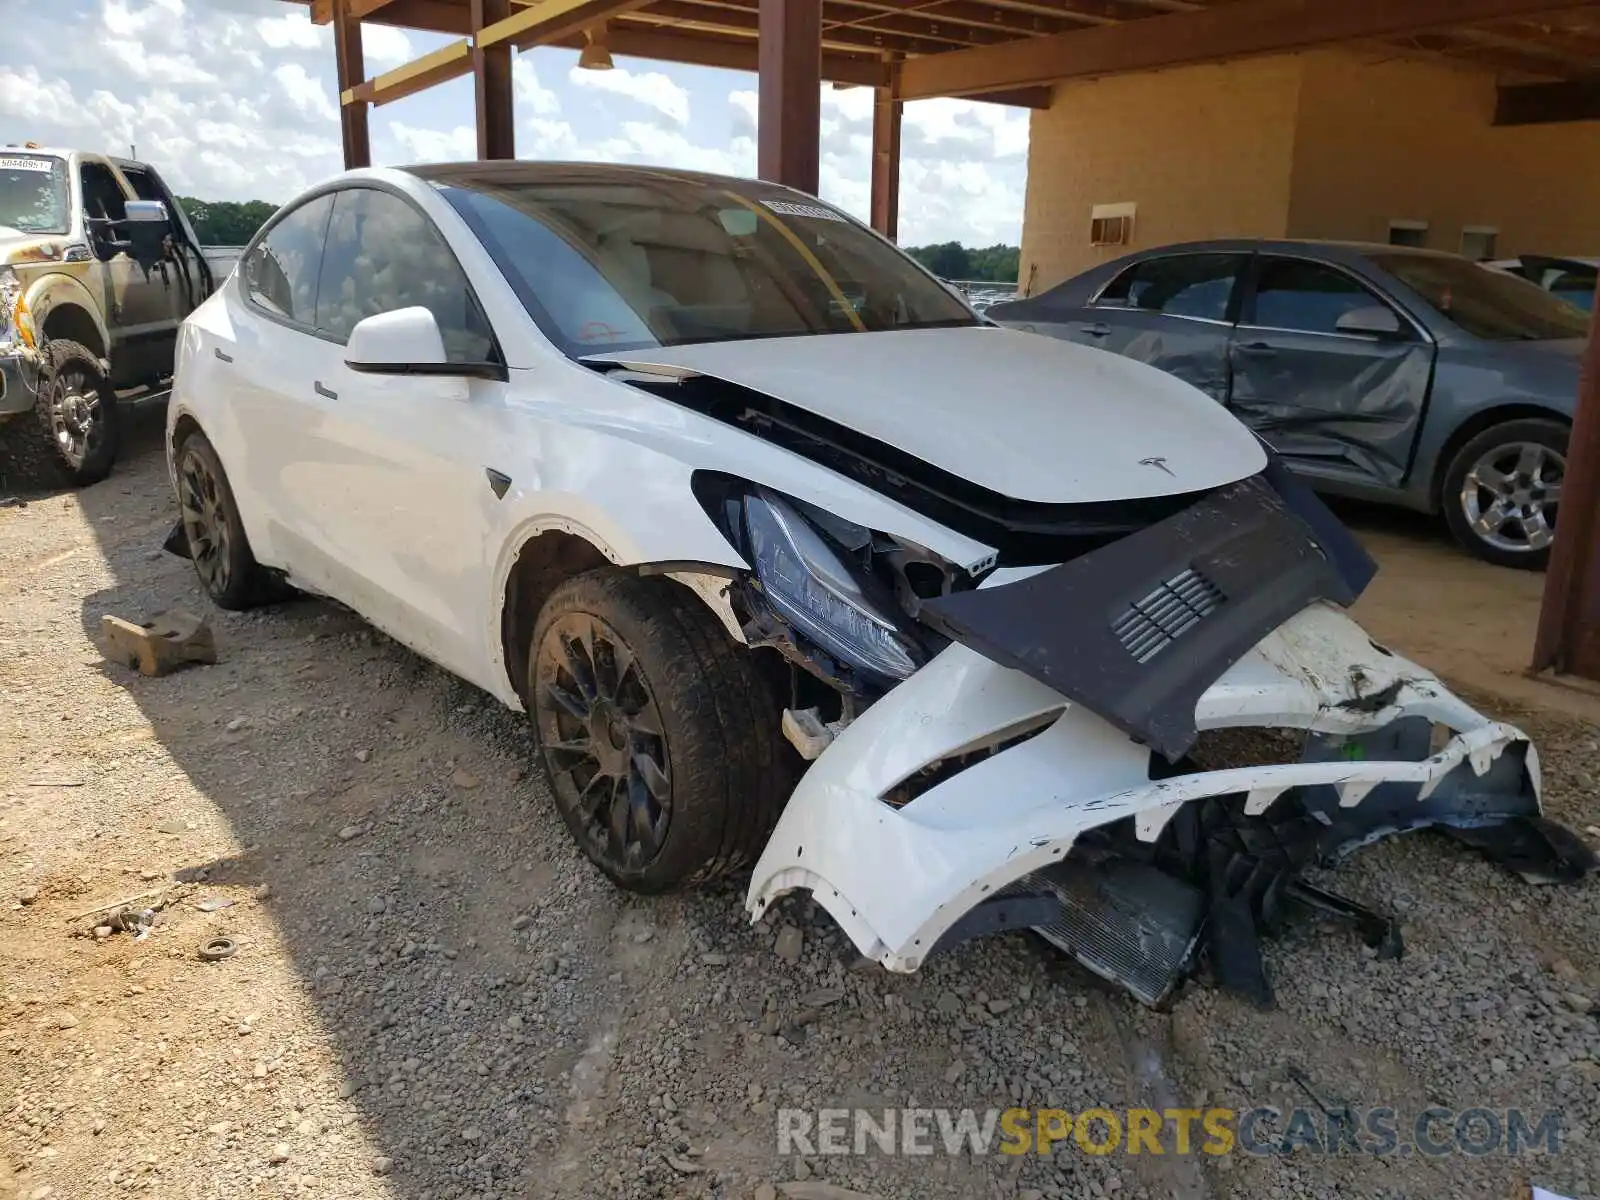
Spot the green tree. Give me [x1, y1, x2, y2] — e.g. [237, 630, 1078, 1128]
[177, 196, 279, 245]
[905, 241, 1019, 283]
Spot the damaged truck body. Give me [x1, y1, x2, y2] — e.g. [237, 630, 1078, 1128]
[165, 161, 1597, 1011]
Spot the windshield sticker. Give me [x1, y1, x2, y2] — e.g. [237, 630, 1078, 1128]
[0, 157, 55, 173]
[761, 199, 845, 223]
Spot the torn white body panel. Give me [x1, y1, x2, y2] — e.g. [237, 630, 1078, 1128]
[744, 601, 1537, 973]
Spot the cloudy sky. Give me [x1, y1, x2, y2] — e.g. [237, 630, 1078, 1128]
[0, 0, 1030, 246]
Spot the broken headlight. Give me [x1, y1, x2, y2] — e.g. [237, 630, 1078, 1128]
[745, 491, 920, 683]
[0, 268, 23, 352]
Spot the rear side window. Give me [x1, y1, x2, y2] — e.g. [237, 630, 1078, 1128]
[242, 193, 334, 325]
[1248, 257, 1390, 335]
[314, 187, 495, 362]
[1095, 254, 1242, 322]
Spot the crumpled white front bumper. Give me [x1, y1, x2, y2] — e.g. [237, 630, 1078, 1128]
[745, 601, 1538, 973]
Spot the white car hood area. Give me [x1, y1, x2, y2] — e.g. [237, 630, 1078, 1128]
[589, 326, 1267, 504]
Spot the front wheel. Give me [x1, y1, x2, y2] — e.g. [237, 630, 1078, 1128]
[1441, 418, 1567, 570]
[529, 568, 793, 894]
[0, 339, 119, 490]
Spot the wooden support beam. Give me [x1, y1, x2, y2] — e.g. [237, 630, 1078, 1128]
[900, 0, 1588, 100]
[1533, 279, 1600, 681]
[552, 23, 890, 85]
[472, 0, 516, 158]
[629, 0, 987, 53]
[870, 82, 902, 239]
[966, 84, 1053, 106]
[1496, 76, 1600, 122]
[478, 0, 654, 49]
[332, 0, 370, 169]
[342, 38, 474, 106]
[759, 0, 823, 193]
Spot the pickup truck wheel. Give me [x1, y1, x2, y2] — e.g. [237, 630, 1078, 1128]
[529, 568, 792, 894]
[175, 430, 290, 609]
[1441, 418, 1567, 571]
[2, 340, 119, 490]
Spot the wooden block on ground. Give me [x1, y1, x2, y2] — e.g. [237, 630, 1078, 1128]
[101, 610, 218, 677]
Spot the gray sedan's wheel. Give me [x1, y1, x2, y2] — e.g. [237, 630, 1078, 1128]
[1441, 418, 1567, 570]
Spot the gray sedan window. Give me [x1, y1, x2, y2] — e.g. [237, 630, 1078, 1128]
[1249, 258, 1389, 335]
[1095, 254, 1241, 322]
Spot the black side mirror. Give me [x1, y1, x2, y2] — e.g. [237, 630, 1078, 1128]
[122, 199, 171, 272]
[1334, 305, 1405, 339]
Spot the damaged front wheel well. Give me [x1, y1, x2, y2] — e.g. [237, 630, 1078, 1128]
[501, 531, 611, 704]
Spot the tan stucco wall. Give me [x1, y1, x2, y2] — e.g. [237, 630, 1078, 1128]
[1017, 56, 1303, 294]
[1288, 49, 1600, 255]
[1017, 47, 1600, 294]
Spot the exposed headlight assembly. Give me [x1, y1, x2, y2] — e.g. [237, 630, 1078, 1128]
[744, 490, 921, 683]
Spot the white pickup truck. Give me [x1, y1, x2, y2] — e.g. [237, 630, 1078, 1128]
[0, 146, 239, 489]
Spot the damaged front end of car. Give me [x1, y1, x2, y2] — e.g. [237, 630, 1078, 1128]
[693, 455, 1596, 1009]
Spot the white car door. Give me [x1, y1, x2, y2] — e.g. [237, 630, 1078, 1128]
[224, 190, 354, 595]
[297, 184, 510, 687]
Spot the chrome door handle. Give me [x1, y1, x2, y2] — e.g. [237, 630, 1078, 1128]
[1236, 341, 1277, 356]
[1078, 322, 1112, 337]
[213, 347, 233, 363]
[313, 380, 337, 400]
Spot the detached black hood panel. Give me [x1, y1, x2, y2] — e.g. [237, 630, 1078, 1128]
[922, 462, 1375, 762]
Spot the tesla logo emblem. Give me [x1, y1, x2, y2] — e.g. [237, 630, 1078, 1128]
[1139, 456, 1176, 477]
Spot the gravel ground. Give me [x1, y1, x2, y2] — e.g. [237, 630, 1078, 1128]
[3, 412, 1599, 1200]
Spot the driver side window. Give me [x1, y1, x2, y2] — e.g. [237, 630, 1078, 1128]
[79, 162, 129, 224]
[314, 187, 495, 362]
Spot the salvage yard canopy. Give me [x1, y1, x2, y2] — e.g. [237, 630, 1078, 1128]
[299, 0, 1600, 235]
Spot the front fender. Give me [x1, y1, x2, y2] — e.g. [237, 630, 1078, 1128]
[23, 270, 110, 360]
[745, 602, 1544, 975]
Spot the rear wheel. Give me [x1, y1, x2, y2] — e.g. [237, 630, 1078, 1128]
[529, 568, 793, 894]
[1441, 418, 1567, 570]
[175, 430, 290, 609]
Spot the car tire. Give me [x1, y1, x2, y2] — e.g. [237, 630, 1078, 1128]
[1441, 417, 1568, 571]
[174, 429, 291, 609]
[0, 339, 120, 492]
[529, 567, 794, 894]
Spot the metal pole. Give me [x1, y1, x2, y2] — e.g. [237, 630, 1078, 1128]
[472, 0, 515, 160]
[1532, 276, 1600, 681]
[332, 0, 370, 170]
[758, 0, 822, 194]
[869, 77, 902, 240]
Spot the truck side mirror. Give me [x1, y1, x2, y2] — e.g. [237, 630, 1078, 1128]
[122, 199, 171, 271]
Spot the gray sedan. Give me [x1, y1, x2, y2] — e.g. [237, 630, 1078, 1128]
[988, 240, 1590, 568]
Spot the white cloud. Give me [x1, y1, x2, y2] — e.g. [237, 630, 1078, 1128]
[14, 0, 1025, 246]
[514, 58, 561, 116]
[274, 62, 337, 124]
[256, 9, 324, 50]
[569, 66, 690, 127]
[363, 24, 413, 65]
[389, 122, 476, 162]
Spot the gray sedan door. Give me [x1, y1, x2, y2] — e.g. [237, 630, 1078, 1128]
[1229, 256, 1435, 489]
[1018, 252, 1246, 404]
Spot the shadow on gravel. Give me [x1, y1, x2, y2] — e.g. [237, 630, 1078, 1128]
[56, 404, 1600, 1200]
[63, 404, 1130, 1200]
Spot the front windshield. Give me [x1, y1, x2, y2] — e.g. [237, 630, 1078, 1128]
[0, 154, 70, 236]
[437, 171, 977, 355]
[1369, 252, 1591, 341]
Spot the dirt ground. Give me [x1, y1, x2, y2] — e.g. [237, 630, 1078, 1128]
[3, 409, 1599, 1200]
